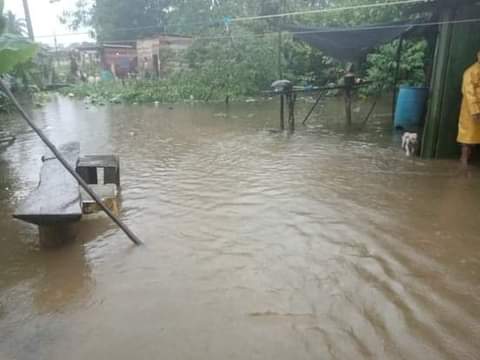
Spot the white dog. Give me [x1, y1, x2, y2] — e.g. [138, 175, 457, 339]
[402, 132, 418, 157]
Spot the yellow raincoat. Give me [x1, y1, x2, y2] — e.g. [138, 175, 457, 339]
[458, 62, 480, 144]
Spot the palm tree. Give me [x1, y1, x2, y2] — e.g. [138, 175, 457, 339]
[5, 11, 27, 36]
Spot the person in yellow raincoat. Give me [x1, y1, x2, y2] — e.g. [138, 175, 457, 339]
[458, 50, 480, 166]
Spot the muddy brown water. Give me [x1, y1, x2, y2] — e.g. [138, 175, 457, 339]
[0, 96, 479, 360]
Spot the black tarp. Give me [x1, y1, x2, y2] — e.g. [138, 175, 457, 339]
[289, 22, 430, 62]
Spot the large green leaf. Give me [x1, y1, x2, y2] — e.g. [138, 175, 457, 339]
[0, 33, 38, 74]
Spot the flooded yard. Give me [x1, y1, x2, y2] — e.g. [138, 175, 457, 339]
[1, 96, 479, 359]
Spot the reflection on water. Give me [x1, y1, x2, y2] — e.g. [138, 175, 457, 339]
[0, 95, 479, 360]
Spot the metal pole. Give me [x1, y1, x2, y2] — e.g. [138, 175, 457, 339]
[0, 80, 142, 246]
[392, 34, 404, 120]
[302, 92, 324, 125]
[360, 95, 380, 128]
[22, 0, 35, 41]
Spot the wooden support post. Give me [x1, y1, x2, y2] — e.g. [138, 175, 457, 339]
[287, 91, 296, 132]
[344, 88, 352, 126]
[280, 94, 285, 130]
[344, 71, 355, 126]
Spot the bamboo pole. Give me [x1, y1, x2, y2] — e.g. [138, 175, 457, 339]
[0, 80, 142, 246]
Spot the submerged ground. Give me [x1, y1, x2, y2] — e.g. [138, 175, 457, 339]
[0, 96, 479, 359]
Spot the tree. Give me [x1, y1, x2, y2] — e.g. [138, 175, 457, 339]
[62, 0, 173, 41]
[59, 0, 431, 98]
[0, 1, 37, 75]
[363, 39, 427, 95]
[0, 0, 38, 111]
[21, 0, 34, 40]
[5, 11, 26, 36]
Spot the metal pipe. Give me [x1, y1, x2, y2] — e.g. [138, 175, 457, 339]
[302, 92, 324, 125]
[22, 0, 35, 41]
[360, 95, 380, 128]
[0, 80, 142, 246]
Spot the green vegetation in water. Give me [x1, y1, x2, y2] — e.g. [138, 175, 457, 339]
[61, 77, 257, 105]
[60, 0, 430, 105]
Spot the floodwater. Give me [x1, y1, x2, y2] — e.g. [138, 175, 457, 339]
[1, 96, 480, 360]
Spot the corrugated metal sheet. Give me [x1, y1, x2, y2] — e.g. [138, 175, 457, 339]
[422, 3, 480, 158]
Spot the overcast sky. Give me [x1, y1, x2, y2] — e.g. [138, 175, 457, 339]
[4, 0, 91, 45]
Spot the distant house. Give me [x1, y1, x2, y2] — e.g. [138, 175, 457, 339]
[101, 43, 137, 78]
[74, 42, 101, 77]
[136, 34, 193, 78]
[71, 35, 192, 80]
[75, 42, 137, 79]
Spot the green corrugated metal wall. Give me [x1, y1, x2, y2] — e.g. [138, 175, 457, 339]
[422, 3, 480, 158]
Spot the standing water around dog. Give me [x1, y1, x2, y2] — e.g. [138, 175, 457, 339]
[1, 96, 480, 360]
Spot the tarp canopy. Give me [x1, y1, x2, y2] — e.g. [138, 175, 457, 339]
[288, 21, 431, 62]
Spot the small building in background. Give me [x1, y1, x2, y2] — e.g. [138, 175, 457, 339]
[75, 42, 101, 77]
[73, 42, 137, 79]
[101, 43, 137, 79]
[69, 35, 192, 80]
[136, 34, 192, 78]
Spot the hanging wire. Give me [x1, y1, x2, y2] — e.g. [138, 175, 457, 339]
[230, 0, 432, 22]
[34, 0, 436, 39]
[83, 17, 480, 44]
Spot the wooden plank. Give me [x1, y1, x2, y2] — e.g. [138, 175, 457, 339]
[14, 142, 82, 225]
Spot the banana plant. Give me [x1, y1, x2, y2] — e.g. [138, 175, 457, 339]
[0, 0, 38, 75]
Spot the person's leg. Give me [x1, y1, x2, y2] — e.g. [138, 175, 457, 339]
[460, 144, 473, 167]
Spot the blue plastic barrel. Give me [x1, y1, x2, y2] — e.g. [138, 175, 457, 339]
[394, 86, 429, 129]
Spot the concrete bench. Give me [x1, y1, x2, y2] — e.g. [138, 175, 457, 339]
[13, 142, 82, 226]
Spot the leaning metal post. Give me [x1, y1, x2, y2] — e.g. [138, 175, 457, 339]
[0, 80, 142, 246]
